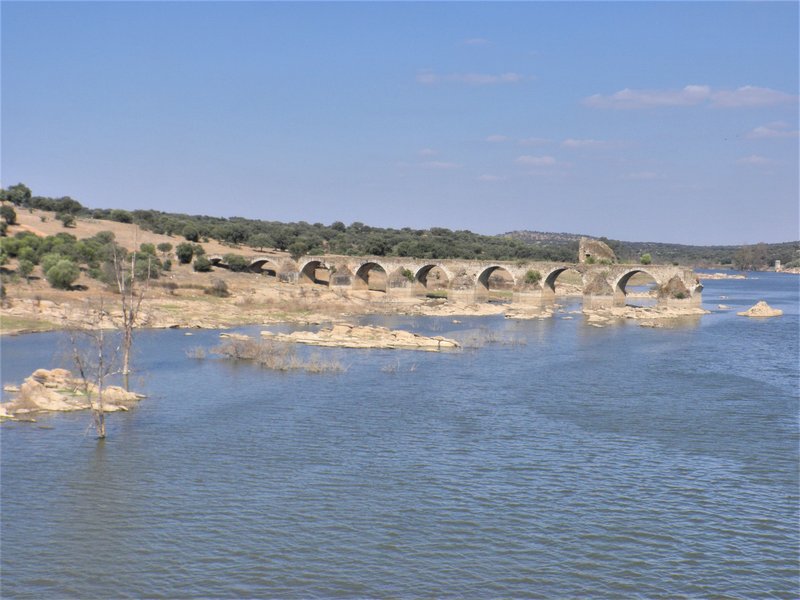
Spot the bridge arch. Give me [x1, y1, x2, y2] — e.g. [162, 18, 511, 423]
[415, 264, 450, 291]
[354, 261, 388, 292]
[543, 266, 584, 296]
[476, 265, 515, 302]
[613, 269, 661, 295]
[299, 260, 331, 286]
[249, 258, 280, 277]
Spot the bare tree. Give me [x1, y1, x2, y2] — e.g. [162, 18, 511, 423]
[65, 300, 119, 439]
[111, 245, 152, 390]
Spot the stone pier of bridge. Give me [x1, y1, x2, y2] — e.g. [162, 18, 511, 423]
[209, 254, 703, 307]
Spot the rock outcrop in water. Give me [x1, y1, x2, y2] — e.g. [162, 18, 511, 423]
[1, 368, 144, 420]
[737, 301, 783, 318]
[261, 324, 460, 351]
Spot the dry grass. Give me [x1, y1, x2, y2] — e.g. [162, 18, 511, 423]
[212, 338, 344, 373]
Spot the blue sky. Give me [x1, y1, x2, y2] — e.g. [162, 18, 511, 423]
[2, 2, 798, 245]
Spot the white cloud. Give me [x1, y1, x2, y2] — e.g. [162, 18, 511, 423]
[463, 38, 490, 46]
[477, 174, 505, 182]
[745, 121, 799, 139]
[418, 148, 437, 156]
[561, 138, 609, 149]
[420, 161, 462, 170]
[515, 155, 557, 167]
[737, 155, 772, 165]
[584, 84, 796, 109]
[485, 134, 511, 143]
[417, 70, 525, 86]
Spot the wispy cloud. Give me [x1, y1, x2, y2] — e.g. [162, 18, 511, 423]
[485, 134, 511, 143]
[561, 138, 611, 149]
[745, 121, 799, 139]
[737, 154, 772, 166]
[420, 161, 462, 170]
[515, 155, 557, 167]
[418, 148, 437, 156]
[584, 84, 796, 109]
[462, 38, 490, 46]
[417, 70, 525, 86]
[477, 174, 505, 182]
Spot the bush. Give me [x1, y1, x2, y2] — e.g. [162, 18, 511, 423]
[183, 224, 200, 242]
[139, 243, 156, 256]
[193, 255, 212, 272]
[109, 209, 132, 223]
[524, 269, 542, 285]
[163, 258, 172, 271]
[205, 278, 229, 297]
[157, 242, 173, 256]
[1, 204, 17, 225]
[176, 242, 194, 264]
[640, 253, 652, 265]
[224, 253, 249, 272]
[40, 253, 64, 274]
[18, 259, 34, 281]
[57, 212, 76, 228]
[0, 222, 7, 237]
[46, 259, 80, 289]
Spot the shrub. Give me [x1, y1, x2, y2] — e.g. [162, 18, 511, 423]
[400, 268, 415, 283]
[205, 278, 229, 297]
[193, 255, 212, 272]
[46, 259, 80, 289]
[157, 242, 173, 256]
[176, 242, 194, 264]
[224, 253, 249, 272]
[57, 212, 76, 228]
[183, 224, 200, 242]
[0, 222, 7, 237]
[162, 259, 172, 271]
[139, 243, 156, 256]
[1, 204, 17, 225]
[18, 259, 34, 282]
[109, 209, 132, 223]
[40, 253, 64, 274]
[640, 253, 652, 265]
[524, 269, 542, 285]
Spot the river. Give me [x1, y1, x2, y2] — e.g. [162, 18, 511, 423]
[1, 272, 798, 598]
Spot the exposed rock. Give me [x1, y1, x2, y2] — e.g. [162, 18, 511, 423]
[583, 304, 709, 324]
[737, 301, 783, 318]
[578, 237, 616, 264]
[718, 304, 731, 310]
[1, 368, 144, 419]
[583, 273, 614, 296]
[657, 276, 691, 300]
[261, 324, 459, 351]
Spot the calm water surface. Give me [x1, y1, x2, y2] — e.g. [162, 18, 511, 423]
[1, 272, 798, 598]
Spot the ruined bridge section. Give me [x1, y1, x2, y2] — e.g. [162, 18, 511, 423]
[211, 254, 702, 306]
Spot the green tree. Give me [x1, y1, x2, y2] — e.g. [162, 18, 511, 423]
[46, 259, 80, 289]
[139, 243, 157, 256]
[193, 255, 212, 272]
[18, 259, 34, 282]
[183, 224, 200, 242]
[157, 242, 173, 259]
[57, 212, 76, 228]
[1, 204, 17, 225]
[248, 233, 273, 252]
[175, 242, 194, 264]
[223, 253, 249, 272]
[5, 183, 32, 206]
[640, 253, 652, 265]
[524, 269, 542, 285]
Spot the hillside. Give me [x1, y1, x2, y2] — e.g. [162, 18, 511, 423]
[503, 231, 800, 270]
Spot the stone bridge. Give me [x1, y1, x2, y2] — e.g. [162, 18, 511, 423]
[209, 254, 702, 306]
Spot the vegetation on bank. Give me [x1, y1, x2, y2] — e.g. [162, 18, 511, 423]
[2, 182, 798, 269]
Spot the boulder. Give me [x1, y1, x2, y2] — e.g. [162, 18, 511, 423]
[737, 301, 783, 318]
